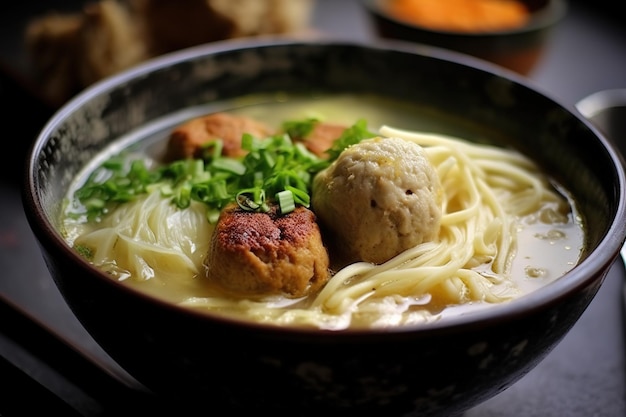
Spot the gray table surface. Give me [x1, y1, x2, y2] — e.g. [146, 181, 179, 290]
[1, 0, 625, 415]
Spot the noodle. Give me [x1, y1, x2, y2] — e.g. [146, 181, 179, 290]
[64, 123, 582, 330]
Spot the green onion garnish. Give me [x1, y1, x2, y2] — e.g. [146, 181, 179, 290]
[70, 117, 375, 222]
[276, 190, 296, 214]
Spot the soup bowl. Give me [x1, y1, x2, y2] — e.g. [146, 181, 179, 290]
[22, 37, 626, 417]
[360, 0, 568, 75]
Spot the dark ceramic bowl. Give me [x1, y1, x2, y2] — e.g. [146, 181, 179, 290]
[22, 37, 626, 417]
[360, 0, 568, 75]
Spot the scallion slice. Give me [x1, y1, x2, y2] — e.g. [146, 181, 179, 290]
[69, 117, 375, 222]
[276, 190, 295, 214]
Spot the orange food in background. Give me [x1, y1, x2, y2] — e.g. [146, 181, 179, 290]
[385, 0, 531, 32]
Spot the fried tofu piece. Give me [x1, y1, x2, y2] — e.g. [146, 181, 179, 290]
[165, 112, 274, 160]
[205, 203, 330, 298]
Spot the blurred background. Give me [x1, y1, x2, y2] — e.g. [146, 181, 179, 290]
[2, 0, 624, 105]
[1, 0, 625, 132]
[2, 0, 624, 181]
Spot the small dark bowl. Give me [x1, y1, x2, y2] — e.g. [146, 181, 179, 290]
[361, 0, 568, 75]
[22, 37, 626, 417]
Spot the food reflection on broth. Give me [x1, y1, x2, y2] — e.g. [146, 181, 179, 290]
[61, 94, 584, 330]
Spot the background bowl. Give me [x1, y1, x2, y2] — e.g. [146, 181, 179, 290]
[22, 37, 626, 417]
[360, 0, 568, 75]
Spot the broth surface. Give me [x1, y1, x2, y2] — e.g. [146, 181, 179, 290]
[62, 93, 584, 328]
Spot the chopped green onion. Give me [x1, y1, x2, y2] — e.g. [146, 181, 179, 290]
[241, 133, 255, 151]
[282, 117, 319, 140]
[157, 183, 173, 196]
[200, 139, 223, 160]
[70, 118, 375, 223]
[325, 118, 376, 160]
[173, 182, 193, 208]
[276, 190, 295, 214]
[237, 188, 267, 212]
[83, 198, 106, 211]
[211, 158, 246, 175]
[75, 244, 94, 260]
[207, 208, 221, 224]
[285, 185, 310, 207]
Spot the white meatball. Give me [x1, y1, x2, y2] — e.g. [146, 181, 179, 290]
[312, 136, 442, 265]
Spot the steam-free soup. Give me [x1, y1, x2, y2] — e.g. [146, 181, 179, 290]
[61, 94, 584, 329]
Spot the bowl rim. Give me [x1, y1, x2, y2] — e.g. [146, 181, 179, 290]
[576, 88, 626, 119]
[23, 35, 626, 338]
[360, 0, 569, 38]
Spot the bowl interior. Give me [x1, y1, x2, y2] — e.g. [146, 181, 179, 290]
[25, 38, 625, 327]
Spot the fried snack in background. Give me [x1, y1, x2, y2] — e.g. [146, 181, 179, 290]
[24, 0, 314, 107]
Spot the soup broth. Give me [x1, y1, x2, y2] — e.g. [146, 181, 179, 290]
[61, 93, 584, 329]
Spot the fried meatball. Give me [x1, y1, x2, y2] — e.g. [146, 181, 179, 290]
[165, 112, 274, 160]
[205, 204, 330, 298]
[312, 136, 443, 265]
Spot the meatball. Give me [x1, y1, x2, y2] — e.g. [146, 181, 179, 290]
[312, 136, 443, 265]
[205, 204, 330, 298]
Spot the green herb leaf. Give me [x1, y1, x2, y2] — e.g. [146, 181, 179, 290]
[70, 117, 374, 223]
[276, 190, 296, 214]
[325, 118, 376, 160]
[282, 117, 320, 140]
